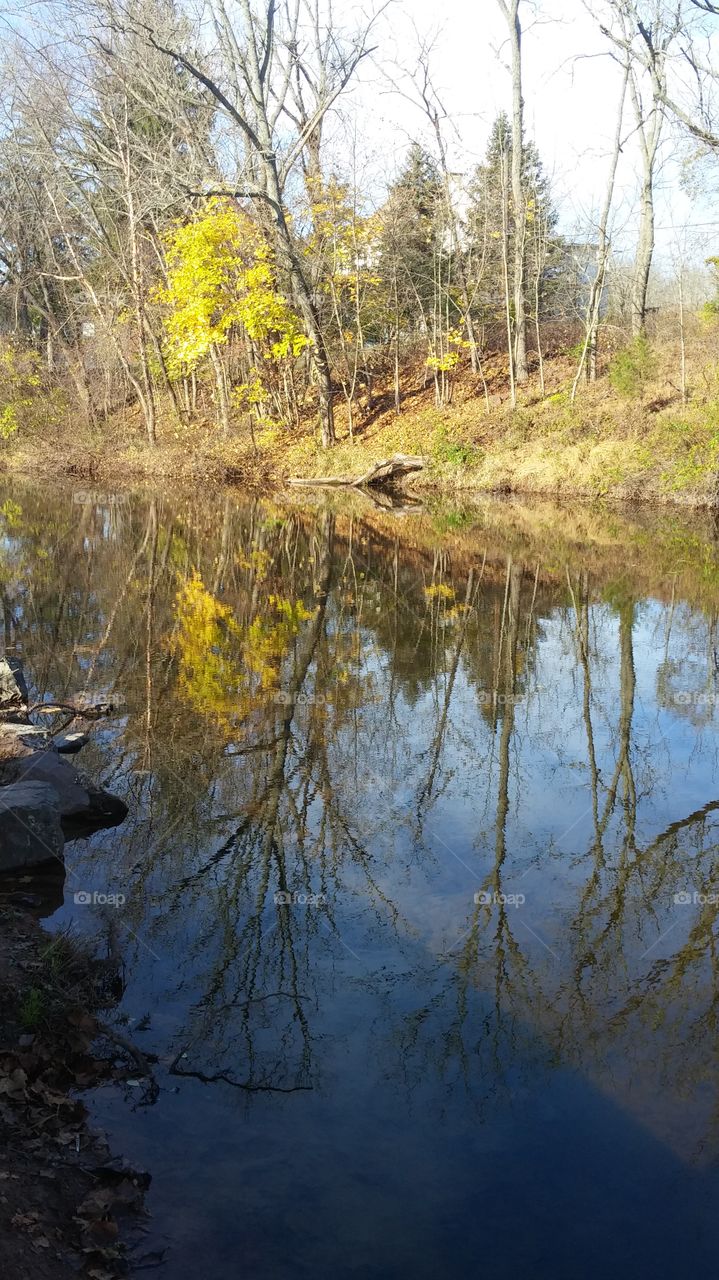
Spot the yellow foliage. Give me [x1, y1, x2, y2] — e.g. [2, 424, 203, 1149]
[0, 340, 47, 439]
[236, 547, 271, 578]
[0, 499, 22, 529]
[426, 329, 467, 374]
[174, 571, 243, 727]
[424, 583, 456, 600]
[174, 572, 318, 725]
[306, 179, 379, 306]
[158, 200, 309, 381]
[426, 352, 460, 373]
[245, 595, 316, 688]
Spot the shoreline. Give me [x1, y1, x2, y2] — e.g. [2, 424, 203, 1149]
[5, 373, 719, 508]
[2, 450, 716, 510]
[4, 467, 719, 615]
[0, 668, 146, 1278]
[0, 905, 150, 1280]
[2, 460, 711, 509]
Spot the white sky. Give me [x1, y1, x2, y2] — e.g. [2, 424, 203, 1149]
[3, 0, 717, 269]
[334, 0, 719, 267]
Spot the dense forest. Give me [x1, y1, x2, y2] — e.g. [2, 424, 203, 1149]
[1, 0, 719, 476]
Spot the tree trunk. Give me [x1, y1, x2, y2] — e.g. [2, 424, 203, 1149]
[627, 56, 664, 338]
[233, 0, 335, 447]
[500, 0, 529, 385]
[500, 142, 517, 408]
[632, 172, 655, 336]
[678, 267, 687, 404]
[278, 226, 335, 447]
[572, 63, 628, 399]
[209, 343, 231, 434]
[254, 187, 334, 448]
[125, 170, 156, 446]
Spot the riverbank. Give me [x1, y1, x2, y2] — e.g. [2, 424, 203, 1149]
[0, 667, 147, 1278]
[4, 353, 719, 504]
[0, 906, 150, 1279]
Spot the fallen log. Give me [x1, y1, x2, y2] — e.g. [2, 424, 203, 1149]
[288, 453, 425, 490]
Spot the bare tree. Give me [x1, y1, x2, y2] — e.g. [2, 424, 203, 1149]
[496, 0, 529, 383]
[660, 1, 719, 146]
[572, 61, 630, 399]
[109, 0, 383, 448]
[596, 2, 684, 335]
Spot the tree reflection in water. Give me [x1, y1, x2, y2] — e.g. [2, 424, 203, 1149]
[4, 483, 719, 1168]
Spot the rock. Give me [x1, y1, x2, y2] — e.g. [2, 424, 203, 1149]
[80, 788, 128, 831]
[0, 661, 127, 856]
[55, 733, 89, 755]
[0, 750, 127, 839]
[0, 782, 65, 872]
[61, 781, 128, 839]
[0, 659, 28, 712]
[0, 724, 51, 788]
[2, 750, 94, 818]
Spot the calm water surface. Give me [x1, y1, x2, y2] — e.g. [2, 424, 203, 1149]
[4, 482, 719, 1278]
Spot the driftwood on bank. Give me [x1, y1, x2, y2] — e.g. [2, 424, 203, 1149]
[287, 453, 425, 491]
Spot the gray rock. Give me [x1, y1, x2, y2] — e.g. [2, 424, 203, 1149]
[55, 732, 89, 755]
[0, 659, 28, 711]
[0, 749, 127, 837]
[0, 662, 127, 859]
[0, 781, 65, 871]
[0, 749, 93, 817]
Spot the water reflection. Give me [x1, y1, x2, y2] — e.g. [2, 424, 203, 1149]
[4, 483, 719, 1274]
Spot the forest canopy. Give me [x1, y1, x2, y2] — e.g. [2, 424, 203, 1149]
[0, 0, 718, 454]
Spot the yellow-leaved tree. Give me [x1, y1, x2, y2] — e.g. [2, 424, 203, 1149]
[159, 200, 309, 437]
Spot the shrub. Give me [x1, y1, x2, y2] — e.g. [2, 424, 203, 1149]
[0, 338, 68, 442]
[432, 425, 479, 467]
[609, 335, 657, 400]
[19, 988, 46, 1031]
[700, 300, 719, 324]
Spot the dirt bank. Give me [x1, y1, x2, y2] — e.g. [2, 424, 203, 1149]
[4, 357, 719, 507]
[0, 904, 152, 1278]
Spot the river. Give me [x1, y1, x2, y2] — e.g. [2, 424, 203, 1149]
[3, 480, 719, 1278]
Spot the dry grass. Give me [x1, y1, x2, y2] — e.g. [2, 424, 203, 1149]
[4, 321, 719, 504]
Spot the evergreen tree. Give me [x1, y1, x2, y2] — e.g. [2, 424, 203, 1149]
[466, 113, 558, 336]
[378, 143, 444, 337]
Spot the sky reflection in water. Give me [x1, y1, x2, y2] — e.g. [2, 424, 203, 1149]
[3, 484, 719, 1278]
